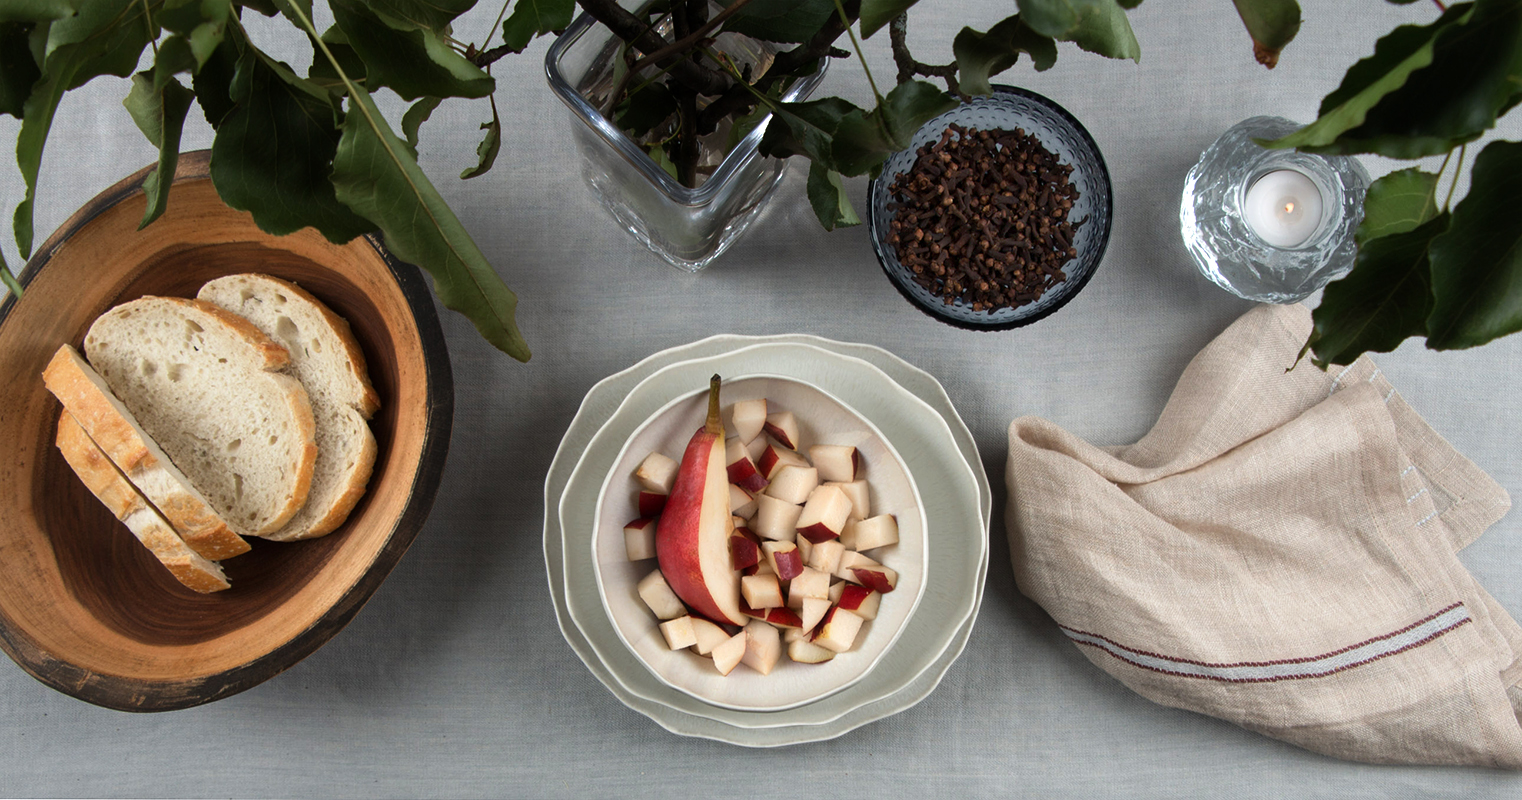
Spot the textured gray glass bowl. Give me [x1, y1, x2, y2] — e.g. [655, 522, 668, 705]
[545, 10, 826, 271]
[867, 86, 1112, 330]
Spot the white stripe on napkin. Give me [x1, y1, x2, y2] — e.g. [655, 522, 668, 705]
[1059, 603, 1470, 683]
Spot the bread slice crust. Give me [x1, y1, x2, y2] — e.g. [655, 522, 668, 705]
[199, 274, 379, 540]
[56, 411, 231, 593]
[43, 345, 249, 560]
[83, 297, 317, 537]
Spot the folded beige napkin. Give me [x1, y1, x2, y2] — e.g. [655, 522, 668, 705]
[1006, 303, 1522, 767]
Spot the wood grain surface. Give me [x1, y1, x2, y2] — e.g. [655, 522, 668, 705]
[0, 151, 454, 710]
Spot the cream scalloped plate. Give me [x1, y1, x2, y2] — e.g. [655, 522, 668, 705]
[592, 375, 928, 711]
[548, 338, 989, 744]
[562, 344, 977, 726]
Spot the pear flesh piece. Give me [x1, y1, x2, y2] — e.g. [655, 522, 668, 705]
[655, 375, 744, 626]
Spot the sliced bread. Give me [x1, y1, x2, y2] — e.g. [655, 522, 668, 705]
[43, 345, 249, 560]
[199, 274, 379, 540]
[83, 297, 318, 537]
[56, 411, 231, 593]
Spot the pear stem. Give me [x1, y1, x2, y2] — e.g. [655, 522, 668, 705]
[705, 374, 723, 436]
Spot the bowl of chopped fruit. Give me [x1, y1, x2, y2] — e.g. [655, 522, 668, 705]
[591, 373, 927, 712]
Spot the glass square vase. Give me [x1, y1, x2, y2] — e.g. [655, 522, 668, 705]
[544, 9, 827, 271]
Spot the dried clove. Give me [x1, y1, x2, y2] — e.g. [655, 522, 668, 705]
[886, 124, 1082, 314]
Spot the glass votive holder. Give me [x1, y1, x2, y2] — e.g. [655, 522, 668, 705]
[1180, 116, 1369, 303]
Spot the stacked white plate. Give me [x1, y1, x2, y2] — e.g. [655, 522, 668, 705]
[544, 335, 991, 746]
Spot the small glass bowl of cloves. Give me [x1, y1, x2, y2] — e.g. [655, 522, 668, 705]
[867, 85, 1112, 330]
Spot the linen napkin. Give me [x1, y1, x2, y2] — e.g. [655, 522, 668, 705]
[1005, 303, 1522, 767]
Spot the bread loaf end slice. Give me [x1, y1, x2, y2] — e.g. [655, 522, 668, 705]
[199, 274, 379, 540]
[84, 297, 318, 538]
[44, 345, 249, 560]
[56, 411, 231, 593]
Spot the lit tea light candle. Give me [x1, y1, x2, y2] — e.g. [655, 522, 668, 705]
[1243, 169, 1323, 248]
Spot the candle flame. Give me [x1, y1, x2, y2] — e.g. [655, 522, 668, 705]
[1284, 201, 1295, 214]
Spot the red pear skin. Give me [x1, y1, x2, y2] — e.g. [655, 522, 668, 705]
[730, 534, 761, 570]
[851, 566, 897, 593]
[656, 376, 745, 625]
[638, 491, 668, 517]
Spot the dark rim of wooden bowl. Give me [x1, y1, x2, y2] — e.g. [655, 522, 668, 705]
[0, 151, 454, 711]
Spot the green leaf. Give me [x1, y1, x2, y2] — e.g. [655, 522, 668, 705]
[805, 160, 860, 230]
[1355, 167, 1440, 246]
[192, 33, 238, 125]
[331, 84, 530, 361]
[1308, 213, 1447, 367]
[1426, 140, 1522, 350]
[831, 80, 957, 176]
[124, 71, 195, 228]
[727, 103, 770, 150]
[857, 0, 919, 39]
[159, 0, 228, 67]
[0, 246, 21, 297]
[1230, 0, 1299, 68]
[275, 0, 527, 362]
[0, 1, 78, 22]
[761, 96, 859, 166]
[460, 104, 500, 179]
[722, 0, 834, 44]
[954, 14, 1056, 97]
[210, 46, 375, 243]
[646, 143, 679, 180]
[331, 0, 493, 101]
[501, 0, 574, 51]
[1016, 0, 1140, 62]
[1264, 2, 1511, 157]
[14, 0, 157, 258]
[614, 81, 676, 138]
[236, 0, 279, 15]
[401, 95, 441, 154]
[0, 22, 41, 118]
[1340, 0, 1522, 158]
[362, 0, 478, 33]
[308, 25, 367, 94]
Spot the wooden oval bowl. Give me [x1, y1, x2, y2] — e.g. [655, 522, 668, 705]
[0, 151, 453, 711]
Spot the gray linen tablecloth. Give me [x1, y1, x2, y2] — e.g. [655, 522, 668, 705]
[3, 1, 1521, 797]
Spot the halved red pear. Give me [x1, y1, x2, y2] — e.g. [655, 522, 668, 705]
[655, 376, 744, 626]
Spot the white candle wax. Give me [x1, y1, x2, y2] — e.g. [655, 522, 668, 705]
[1243, 169, 1324, 248]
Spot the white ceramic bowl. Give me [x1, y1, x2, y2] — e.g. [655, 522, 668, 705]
[592, 375, 928, 711]
[555, 340, 988, 740]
